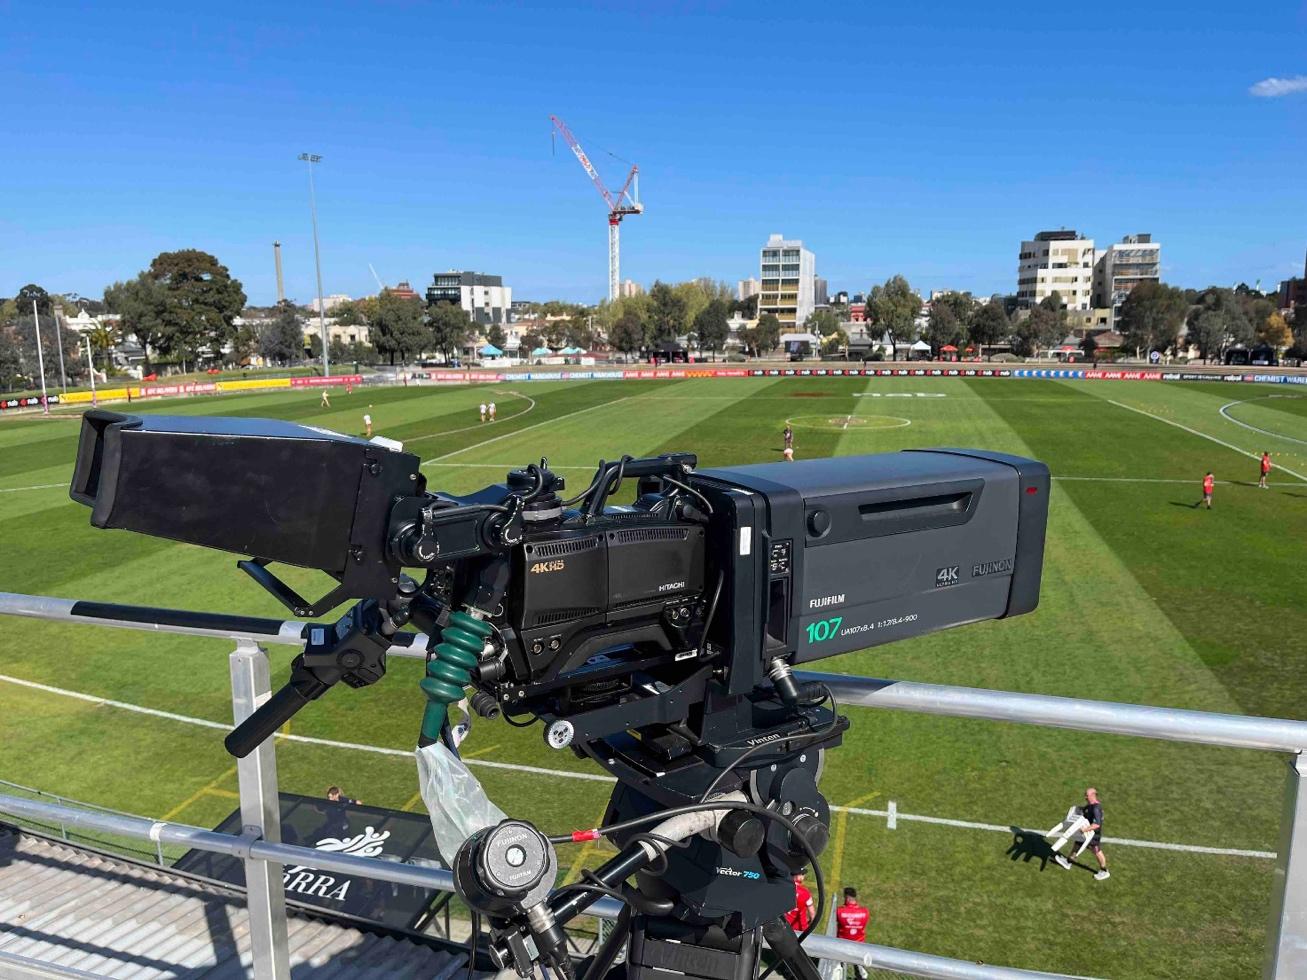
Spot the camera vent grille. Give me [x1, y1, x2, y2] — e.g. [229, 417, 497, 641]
[530, 537, 600, 559]
[613, 527, 689, 544]
[533, 607, 600, 627]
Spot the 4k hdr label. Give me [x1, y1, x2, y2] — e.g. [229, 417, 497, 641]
[529, 560, 565, 574]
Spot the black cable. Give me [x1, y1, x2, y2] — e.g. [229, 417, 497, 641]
[501, 711, 539, 728]
[624, 831, 690, 876]
[663, 475, 713, 515]
[465, 908, 480, 980]
[697, 571, 725, 660]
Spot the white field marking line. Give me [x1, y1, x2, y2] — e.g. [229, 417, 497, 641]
[0, 482, 67, 493]
[1106, 399, 1307, 483]
[0, 671, 1275, 857]
[784, 415, 911, 431]
[836, 805, 1274, 859]
[0, 672, 612, 783]
[1218, 396, 1307, 448]
[422, 394, 642, 464]
[402, 390, 536, 445]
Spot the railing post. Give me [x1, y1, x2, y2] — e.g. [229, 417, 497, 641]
[230, 639, 291, 980]
[1266, 752, 1307, 978]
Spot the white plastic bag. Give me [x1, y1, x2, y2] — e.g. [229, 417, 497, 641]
[415, 740, 508, 865]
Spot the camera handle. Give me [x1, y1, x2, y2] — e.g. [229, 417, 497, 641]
[224, 585, 415, 757]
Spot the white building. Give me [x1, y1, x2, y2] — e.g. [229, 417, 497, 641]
[308, 294, 353, 313]
[1016, 230, 1095, 311]
[757, 234, 816, 328]
[618, 279, 643, 299]
[737, 277, 760, 301]
[1094, 234, 1161, 328]
[425, 271, 512, 325]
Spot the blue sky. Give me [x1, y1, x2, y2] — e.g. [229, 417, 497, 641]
[2, 0, 1305, 306]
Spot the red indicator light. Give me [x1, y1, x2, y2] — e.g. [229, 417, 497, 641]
[1025, 486, 1039, 494]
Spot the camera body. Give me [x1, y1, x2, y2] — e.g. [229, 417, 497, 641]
[70, 410, 1048, 742]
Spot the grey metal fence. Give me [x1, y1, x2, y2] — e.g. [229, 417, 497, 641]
[2, 591, 1304, 978]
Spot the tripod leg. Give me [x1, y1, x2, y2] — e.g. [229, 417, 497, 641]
[761, 918, 822, 980]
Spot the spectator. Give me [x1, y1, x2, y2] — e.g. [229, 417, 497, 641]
[835, 886, 870, 978]
[784, 872, 816, 931]
[324, 786, 359, 836]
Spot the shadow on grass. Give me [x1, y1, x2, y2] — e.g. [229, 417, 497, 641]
[1005, 826, 1055, 871]
[1169, 501, 1206, 509]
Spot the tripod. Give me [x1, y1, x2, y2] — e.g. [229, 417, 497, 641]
[508, 684, 848, 980]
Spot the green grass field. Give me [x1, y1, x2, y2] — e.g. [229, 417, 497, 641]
[2, 376, 1305, 978]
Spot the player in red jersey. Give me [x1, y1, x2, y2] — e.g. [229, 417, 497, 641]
[835, 887, 870, 977]
[1201, 471, 1214, 509]
[1259, 452, 1272, 490]
[784, 872, 816, 931]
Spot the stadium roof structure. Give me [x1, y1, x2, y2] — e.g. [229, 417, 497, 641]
[0, 826, 467, 978]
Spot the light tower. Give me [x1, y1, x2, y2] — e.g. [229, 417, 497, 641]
[549, 115, 642, 301]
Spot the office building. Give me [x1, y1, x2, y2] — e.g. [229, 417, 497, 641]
[426, 271, 512, 325]
[1016, 230, 1095, 311]
[757, 234, 816, 328]
[619, 279, 643, 299]
[813, 276, 829, 307]
[737, 278, 760, 301]
[1094, 234, 1161, 328]
[1278, 249, 1307, 311]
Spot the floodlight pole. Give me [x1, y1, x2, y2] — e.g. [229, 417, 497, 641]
[85, 336, 97, 407]
[31, 301, 49, 415]
[299, 152, 330, 380]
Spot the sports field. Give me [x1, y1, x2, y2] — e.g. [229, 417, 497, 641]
[2, 375, 1305, 978]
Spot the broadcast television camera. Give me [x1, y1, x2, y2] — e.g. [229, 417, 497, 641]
[70, 408, 1049, 980]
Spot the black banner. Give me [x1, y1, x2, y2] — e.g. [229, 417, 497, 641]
[175, 792, 446, 929]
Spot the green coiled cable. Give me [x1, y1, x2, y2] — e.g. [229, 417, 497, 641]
[419, 611, 493, 745]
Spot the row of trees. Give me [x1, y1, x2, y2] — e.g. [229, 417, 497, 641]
[1118, 281, 1303, 361]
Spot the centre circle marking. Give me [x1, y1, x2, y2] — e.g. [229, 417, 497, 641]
[784, 414, 911, 431]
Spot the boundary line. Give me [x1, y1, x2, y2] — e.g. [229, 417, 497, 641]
[402, 390, 536, 445]
[1106, 399, 1307, 483]
[422, 394, 643, 464]
[0, 483, 66, 493]
[0, 672, 1274, 859]
[1218, 396, 1307, 448]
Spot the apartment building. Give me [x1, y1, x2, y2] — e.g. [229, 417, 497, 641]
[425, 271, 512, 325]
[1016, 230, 1095, 311]
[1094, 234, 1161, 328]
[757, 234, 816, 328]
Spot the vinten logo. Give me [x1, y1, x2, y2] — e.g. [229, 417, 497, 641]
[809, 594, 844, 610]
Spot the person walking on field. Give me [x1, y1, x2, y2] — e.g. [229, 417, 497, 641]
[1201, 471, 1215, 509]
[479, 402, 488, 423]
[783, 423, 794, 453]
[1056, 787, 1109, 880]
[1259, 451, 1272, 489]
[320, 389, 331, 408]
[835, 887, 870, 978]
[488, 401, 497, 422]
[363, 409, 373, 439]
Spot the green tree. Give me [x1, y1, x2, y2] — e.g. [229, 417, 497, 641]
[804, 309, 842, 338]
[1293, 306, 1307, 356]
[821, 328, 850, 356]
[146, 249, 247, 364]
[14, 284, 52, 317]
[1080, 333, 1099, 361]
[86, 321, 120, 372]
[866, 275, 922, 358]
[967, 301, 1008, 357]
[648, 280, 688, 346]
[0, 328, 24, 390]
[521, 330, 544, 354]
[258, 302, 305, 364]
[329, 336, 347, 364]
[486, 324, 507, 351]
[753, 312, 782, 355]
[544, 319, 569, 349]
[608, 311, 648, 356]
[565, 317, 596, 349]
[1118, 281, 1189, 355]
[104, 273, 170, 372]
[372, 289, 428, 364]
[232, 322, 260, 364]
[924, 302, 966, 354]
[1012, 292, 1067, 357]
[333, 300, 366, 326]
[1185, 288, 1252, 362]
[428, 301, 473, 363]
[694, 300, 731, 361]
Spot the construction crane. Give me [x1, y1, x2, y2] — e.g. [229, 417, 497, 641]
[550, 114, 642, 301]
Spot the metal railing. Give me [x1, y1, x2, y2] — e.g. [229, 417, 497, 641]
[1, 590, 1304, 977]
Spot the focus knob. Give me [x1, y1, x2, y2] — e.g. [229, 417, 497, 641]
[718, 809, 765, 858]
